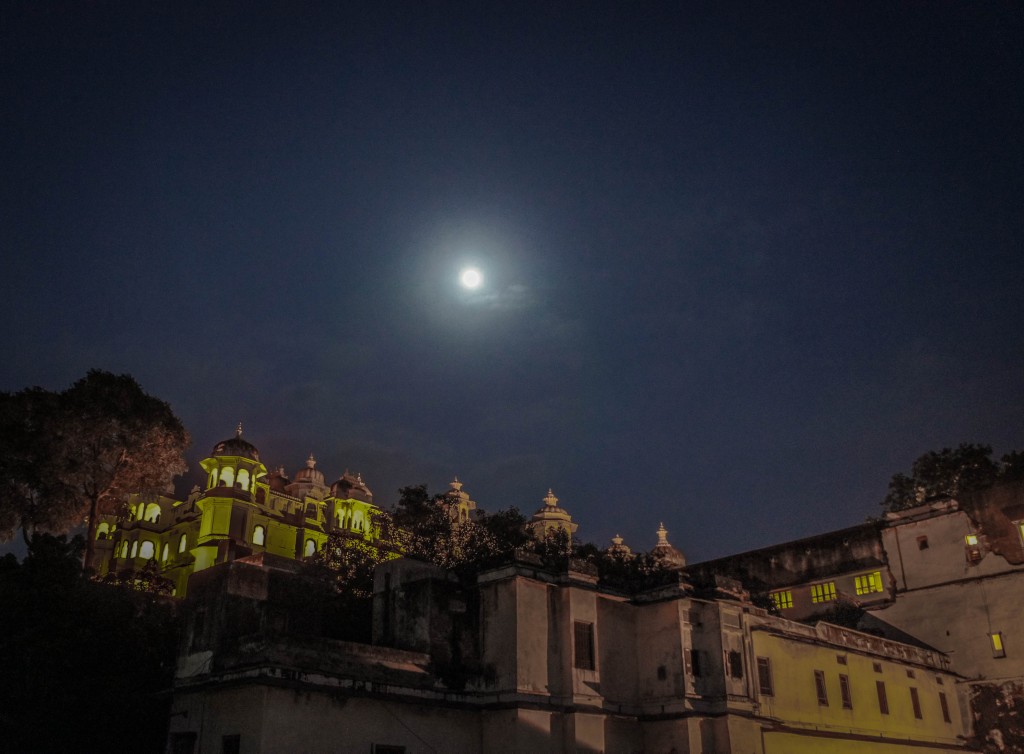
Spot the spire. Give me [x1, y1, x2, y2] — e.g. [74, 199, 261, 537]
[236, 422, 243, 437]
[657, 522, 669, 545]
[543, 489, 559, 507]
[307, 453, 316, 468]
[450, 477, 463, 492]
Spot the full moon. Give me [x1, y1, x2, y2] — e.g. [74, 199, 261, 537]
[459, 268, 483, 289]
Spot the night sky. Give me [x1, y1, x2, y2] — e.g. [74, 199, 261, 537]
[2, 2, 1022, 562]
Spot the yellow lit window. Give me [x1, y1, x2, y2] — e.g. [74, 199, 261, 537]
[965, 534, 979, 546]
[991, 632, 1006, 658]
[811, 582, 837, 603]
[855, 571, 883, 596]
[770, 590, 793, 609]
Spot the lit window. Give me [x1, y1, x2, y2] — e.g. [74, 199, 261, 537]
[910, 687, 923, 719]
[573, 621, 595, 670]
[811, 582, 837, 603]
[237, 468, 250, 490]
[220, 466, 235, 488]
[939, 691, 952, 723]
[991, 632, 1006, 658]
[161, 543, 169, 562]
[770, 591, 793, 610]
[120, 541, 129, 558]
[839, 673, 852, 709]
[814, 670, 828, 706]
[130, 540, 139, 559]
[304, 538, 316, 557]
[756, 657, 773, 696]
[139, 540, 155, 559]
[178, 534, 187, 553]
[855, 571, 883, 596]
[144, 503, 161, 523]
[252, 525, 266, 546]
[96, 522, 110, 540]
[876, 681, 889, 714]
[965, 534, 978, 546]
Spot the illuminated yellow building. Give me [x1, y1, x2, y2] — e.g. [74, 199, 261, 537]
[90, 428, 380, 595]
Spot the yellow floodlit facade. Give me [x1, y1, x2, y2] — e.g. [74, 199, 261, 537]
[90, 429, 381, 595]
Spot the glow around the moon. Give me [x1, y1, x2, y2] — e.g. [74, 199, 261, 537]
[459, 268, 483, 289]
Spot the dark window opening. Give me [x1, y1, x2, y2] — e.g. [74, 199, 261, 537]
[814, 670, 828, 706]
[221, 735, 240, 754]
[756, 657, 773, 696]
[728, 650, 743, 679]
[657, 665, 667, 681]
[910, 687, 923, 719]
[839, 674, 852, 709]
[573, 621, 595, 671]
[939, 691, 952, 723]
[372, 746, 407, 754]
[917, 535, 929, 550]
[876, 681, 889, 714]
[689, 649, 702, 677]
[872, 662, 883, 673]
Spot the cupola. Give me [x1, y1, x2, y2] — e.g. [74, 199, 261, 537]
[527, 488, 579, 538]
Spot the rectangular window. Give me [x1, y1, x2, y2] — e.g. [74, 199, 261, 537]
[770, 590, 793, 609]
[991, 632, 1007, 658]
[965, 534, 979, 546]
[728, 650, 743, 679]
[811, 582, 837, 603]
[573, 621, 595, 670]
[836, 654, 847, 665]
[906, 669, 916, 679]
[839, 673, 853, 709]
[939, 691, 952, 723]
[910, 687, 923, 719]
[872, 662, 883, 673]
[814, 670, 829, 706]
[689, 649, 702, 677]
[876, 681, 889, 714]
[221, 735, 240, 754]
[855, 571, 883, 596]
[756, 657, 773, 696]
[917, 535, 929, 550]
[372, 747, 407, 754]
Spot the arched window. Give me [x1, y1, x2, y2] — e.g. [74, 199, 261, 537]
[136, 504, 146, 521]
[178, 534, 187, 554]
[130, 540, 139, 559]
[237, 469, 250, 490]
[96, 522, 110, 540]
[144, 503, 161, 523]
[220, 466, 235, 488]
[304, 539, 316, 557]
[252, 525, 266, 546]
[161, 543, 169, 562]
[139, 540, 155, 559]
[120, 541, 129, 558]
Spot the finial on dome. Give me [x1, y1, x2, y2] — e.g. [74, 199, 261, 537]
[450, 477, 463, 492]
[236, 422, 243, 437]
[657, 522, 669, 545]
[307, 453, 316, 468]
[543, 489, 559, 507]
[612, 533, 623, 545]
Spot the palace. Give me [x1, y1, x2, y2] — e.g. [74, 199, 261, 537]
[90, 427, 379, 596]
[93, 430, 1024, 751]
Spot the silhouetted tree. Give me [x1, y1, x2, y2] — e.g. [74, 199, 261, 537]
[0, 371, 189, 569]
[0, 534, 179, 753]
[882, 443, 1022, 511]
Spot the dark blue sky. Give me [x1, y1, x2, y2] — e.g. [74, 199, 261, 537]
[2, 2, 1022, 561]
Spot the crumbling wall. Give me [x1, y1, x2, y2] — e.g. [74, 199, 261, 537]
[970, 681, 1024, 753]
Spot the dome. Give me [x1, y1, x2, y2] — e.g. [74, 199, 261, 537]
[331, 470, 373, 503]
[292, 454, 325, 486]
[211, 423, 260, 461]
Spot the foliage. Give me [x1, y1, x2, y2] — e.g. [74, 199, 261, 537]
[0, 534, 179, 753]
[0, 371, 189, 571]
[882, 443, 1023, 511]
[307, 508, 403, 599]
[98, 559, 176, 595]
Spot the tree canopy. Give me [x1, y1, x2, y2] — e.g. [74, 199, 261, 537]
[0, 371, 189, 568]
[882, 443, 1024, 511]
